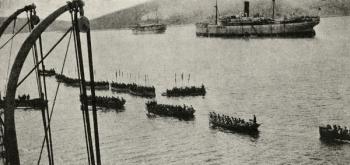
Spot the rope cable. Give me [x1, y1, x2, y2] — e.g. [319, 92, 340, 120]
[86, 28, 102, 165]
[37, 30, 73, 165]
[16, 27, 73, 88]
[27, 12, 42, 98]
[4, 18, 17, 92]
[38, 35, 55, 165]
[27, 11, 53, 165]
[0, 21, 29, 50]
[70, 10, 91, 165]
[73, 9, 96, 165]
[35, 4, 55, 160]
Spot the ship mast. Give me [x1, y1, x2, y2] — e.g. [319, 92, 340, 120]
[215, 0, 218, 25]
[272, 0, 276, 19]
[155, 8, 159, 24]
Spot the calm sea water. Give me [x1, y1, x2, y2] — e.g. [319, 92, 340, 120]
[1, 16, 350, 164]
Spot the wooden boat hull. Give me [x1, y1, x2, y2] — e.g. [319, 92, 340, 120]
[111, 87, 155, 98]
[111, 87, 129, 93]
[84, 95, 125, 110]
[56, 78, 109, 90]
[0, 98, 47, 109]
[62, 83, 109, 90]
[129, 90, 155, 98]
[162, 85, 206, 97]
[319, 127, 350, 142]
[161, 92, 205, 97]
[146, 102, 195, 120]
[210, 120, 260, 133]
[132, 29, 166, 34]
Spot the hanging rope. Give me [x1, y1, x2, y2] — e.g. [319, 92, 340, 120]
[34, 4, 54, 162]
[38, 35, 55, 165]
[26, 11, 43, 97]
[37, 30, 72, 165]
[27, 10, 53, 165]
[0, 20, 29, 50]
[37, 25, 55, 165]
[4, 18, 17, 92]
[70, 9, 91, 165]
[73, 8, 96, 165]
[16, 27, 72, 88]
[86, 24, 102, 165]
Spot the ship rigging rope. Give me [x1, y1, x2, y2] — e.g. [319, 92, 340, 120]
[26, 11, 54, 165]
[37, 29, 73, 165]
[70, 10, 92, 165]
[70, 11, 82, 93]
[72, 9, 96, 165]
[0, 20, 29, 50]
[39, 36, 54, 165]
[4, 18, 17, 92]
[16, 27, 73, 88]
[37, 23, 55, 165]
[36, 4, 55, 161]
[27, 12, 43, 98]
[38, 35, 55, 165]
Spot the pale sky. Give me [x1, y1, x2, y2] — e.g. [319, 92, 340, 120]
[0, 0, 151, 20]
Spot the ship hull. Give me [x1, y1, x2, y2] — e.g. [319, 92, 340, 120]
[132, 29, 166, 34]
[210, 120, 260, 133]
[196, 20, 319, 38]
[111, 87, 156, 98]
[319, 127, 350, 142]
[131, 24, 167, 34]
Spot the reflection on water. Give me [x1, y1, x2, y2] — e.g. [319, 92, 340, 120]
[1, 16, 350, 164]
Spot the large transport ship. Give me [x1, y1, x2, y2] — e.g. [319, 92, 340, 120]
[196, 0, 320, 37]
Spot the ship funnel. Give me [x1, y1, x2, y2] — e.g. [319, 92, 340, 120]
[244, 1, 249, 17]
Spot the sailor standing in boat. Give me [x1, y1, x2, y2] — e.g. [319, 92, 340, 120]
[253, 115, 256, 124]
[345, 127, 348, 134]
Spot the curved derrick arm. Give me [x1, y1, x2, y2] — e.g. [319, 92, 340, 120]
[0, 4, 36, 39]
[4, 1, 84, 164]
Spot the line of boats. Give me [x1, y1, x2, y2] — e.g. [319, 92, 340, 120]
[55, 74, 110, 90]
[162, 85, 206, 97]
[111, 82, 156, 98]
[37, 70, 350, 141]
[37, 70, 207, 113]
[83, 95, 126, 110]
[53, 70, 261, 136]
[145, 102, 261, 134]
[50, 70, 207, 98]
[145, 101, 195, 120]
[145, 106, 350, 141]
[143, 100, 350, 141]
[2, 93, 348, 141]
[0, 94, 47, 110]
[0, 94, 125, 111]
